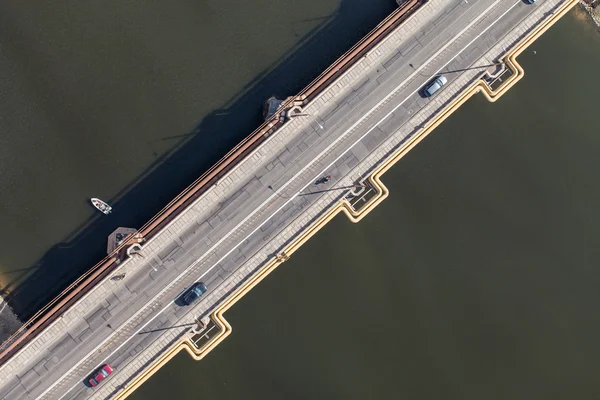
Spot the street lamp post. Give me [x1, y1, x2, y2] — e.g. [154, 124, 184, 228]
[300, 182, 366, 197]
[290, 112, 324, 130]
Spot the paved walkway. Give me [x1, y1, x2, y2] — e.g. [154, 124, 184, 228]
[0, 0, 577, 399]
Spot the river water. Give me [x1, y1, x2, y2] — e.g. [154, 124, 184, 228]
[129, 7, 600, 400]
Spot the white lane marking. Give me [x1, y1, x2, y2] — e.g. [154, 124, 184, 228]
[48, 1, 522, 398]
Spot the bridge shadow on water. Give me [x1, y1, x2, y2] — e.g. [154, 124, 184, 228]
[3, 0, 397, 320]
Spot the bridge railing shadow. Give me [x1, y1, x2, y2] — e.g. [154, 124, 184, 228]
[3, 0, 397, 320]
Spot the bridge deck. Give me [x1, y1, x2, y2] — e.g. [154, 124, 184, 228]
[0, 0, 576, 399]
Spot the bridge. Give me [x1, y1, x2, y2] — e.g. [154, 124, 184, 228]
[0, 0, 579, 398]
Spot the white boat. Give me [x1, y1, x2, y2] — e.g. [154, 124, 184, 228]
[91, 198, 112, 215]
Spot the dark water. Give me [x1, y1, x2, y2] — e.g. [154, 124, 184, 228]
[130, 9, 600, 400]
[0, 0, 396, 316]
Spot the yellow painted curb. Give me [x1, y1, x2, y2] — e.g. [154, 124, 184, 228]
[115, 2, 578, 398]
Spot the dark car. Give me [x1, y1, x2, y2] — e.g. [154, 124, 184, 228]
[89, 364, 113, 387]
[181, 282, 207, 305]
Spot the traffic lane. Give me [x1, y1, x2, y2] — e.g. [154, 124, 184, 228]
[55, 278, 219, 400]
[61, 294, 203, 400]
[64, 265, 249, 399]
[40, 269, 210, 400]
[342, 0, 498, 120]
[315, 0, 508, 152]
[25, 238, 222, 397]
[65, 302, 191, 400]
[342, 0, 528, 139]
[432, 0, 538, 93]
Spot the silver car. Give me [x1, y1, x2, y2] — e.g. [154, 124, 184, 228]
[422, 75, 448, 97]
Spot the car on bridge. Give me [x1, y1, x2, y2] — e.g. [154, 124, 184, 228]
[180, 282, 208, 306]
[89, 364, 113, 387]
[421, 75, 447, 97]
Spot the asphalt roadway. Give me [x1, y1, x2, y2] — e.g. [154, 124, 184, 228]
[0, 0, 557, 398]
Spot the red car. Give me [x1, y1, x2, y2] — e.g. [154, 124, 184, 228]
[89, 364, 113, 387]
